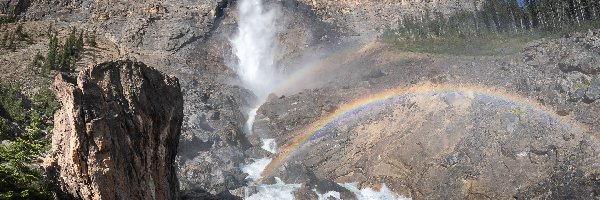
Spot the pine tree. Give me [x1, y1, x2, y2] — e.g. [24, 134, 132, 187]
[1, 32, 8, 47]
[46, 26, 53, 39]
[86, 30, 97, 47]
[58, 39, 69, 71]
[14, 23, 26, 40]
[7, 33, 15, 51]
[30, 51, 44, 72]
[76, 30, 84, 58]
[44, 34, 58, 71]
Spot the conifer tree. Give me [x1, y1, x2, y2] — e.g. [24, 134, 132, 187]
[44, 33, 58, 71]
[15, 23, 25, 40]
[1, 32, 8, 47]
[7, 33, 15, 51]
[76, 30, 84, 56]
[86, 30, 97, 47]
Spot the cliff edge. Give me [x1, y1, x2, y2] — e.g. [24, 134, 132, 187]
[45, 60, 183, 200]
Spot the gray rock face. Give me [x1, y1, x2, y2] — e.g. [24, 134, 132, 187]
[45, 60, 183, 200]
[24, 0, 229, 56]
[177, 82, 252, 196]
[295, 0, 482, 39]
[0, 0, 29, 16]
[523, 30, 600, 104]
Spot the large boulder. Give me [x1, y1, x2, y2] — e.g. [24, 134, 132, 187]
[45, 60, 183, 200]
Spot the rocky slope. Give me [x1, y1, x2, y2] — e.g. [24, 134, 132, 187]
[252, 33, 600, 198]
[296, 0, 482, 40]
[45, 60, 183, 200]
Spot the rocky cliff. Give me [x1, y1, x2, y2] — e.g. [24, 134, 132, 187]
[45, 60, 183, 200]
[295, 0, 482, 39]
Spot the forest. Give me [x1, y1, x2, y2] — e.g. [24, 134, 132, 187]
[384, 0, 600, 55]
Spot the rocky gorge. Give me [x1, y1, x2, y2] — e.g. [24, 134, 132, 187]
[0, 0, 598, 199]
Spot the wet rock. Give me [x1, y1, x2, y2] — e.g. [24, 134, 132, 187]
[177, 82, 252, 195]
[45, 60, 183, 200]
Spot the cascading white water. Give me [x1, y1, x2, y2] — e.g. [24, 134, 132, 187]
[230, 0, 280, 133]
[230, 0, 301, 198]
[229, 1, 410, 199]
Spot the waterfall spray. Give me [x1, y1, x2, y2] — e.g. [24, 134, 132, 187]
[230, 0, 280, 133]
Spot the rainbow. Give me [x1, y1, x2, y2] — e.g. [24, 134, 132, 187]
[260, 83, 589, 178]
[272, 42, 381, 94]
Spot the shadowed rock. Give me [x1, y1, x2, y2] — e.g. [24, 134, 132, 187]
[45, 60, 183, 200]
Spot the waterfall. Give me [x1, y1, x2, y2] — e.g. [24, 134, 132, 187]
[230, 0, 280, 133]
[231, 0, 279, 98]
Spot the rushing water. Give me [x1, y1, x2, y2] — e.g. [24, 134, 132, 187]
[230, 0, 281, 134]
[229, 0, 409, 199]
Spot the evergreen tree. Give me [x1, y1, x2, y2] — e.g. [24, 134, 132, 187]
[43, 34, 58, 71]
[29, 52, 44, 73]
[1, 32, 7, 48]
[14, 23, 26, 40]
[58, 39, 69, 71]
[58, 28, 76, 71]
[86, 30, 97, 47]
[7, 33, 15, 51]
[76, 30, 84, 55]
[46, 26, 53, 39]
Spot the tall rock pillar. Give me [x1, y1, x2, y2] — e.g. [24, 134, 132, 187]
[45, 60, 183, 200]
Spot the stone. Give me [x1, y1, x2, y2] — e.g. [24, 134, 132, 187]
[585, 77, 600, 102]
[0, 0, 29, 16]
[45, 60, 183, 200]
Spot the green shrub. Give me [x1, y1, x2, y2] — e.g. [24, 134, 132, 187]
[14, 24, 27, 40]
[29, 52, 44, 72]
[0, 84, 54, 199]
[0, 118, 7, 136]
[0, 136, 51, 199]
[32, 87, 58, 120]
[7, 33, 15, 51]
[0, 85, 25, 123]
[0, 15, 15, 25]
[1, 32, 7, 47]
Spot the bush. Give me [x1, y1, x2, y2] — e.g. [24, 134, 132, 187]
[0, 136, 51, 199]
[0, 84, 55, 199]
[0, 117, 7, 135]
[0, 85, 25, 123]
[29, 52, 44, 73]
[32, 87, 58, 120]
[14, 24, 27, 40]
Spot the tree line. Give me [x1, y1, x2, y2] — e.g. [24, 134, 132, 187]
[0, 24, 31, 51]
[392, 0, 600, 40]
[30, 27, 97, 74]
